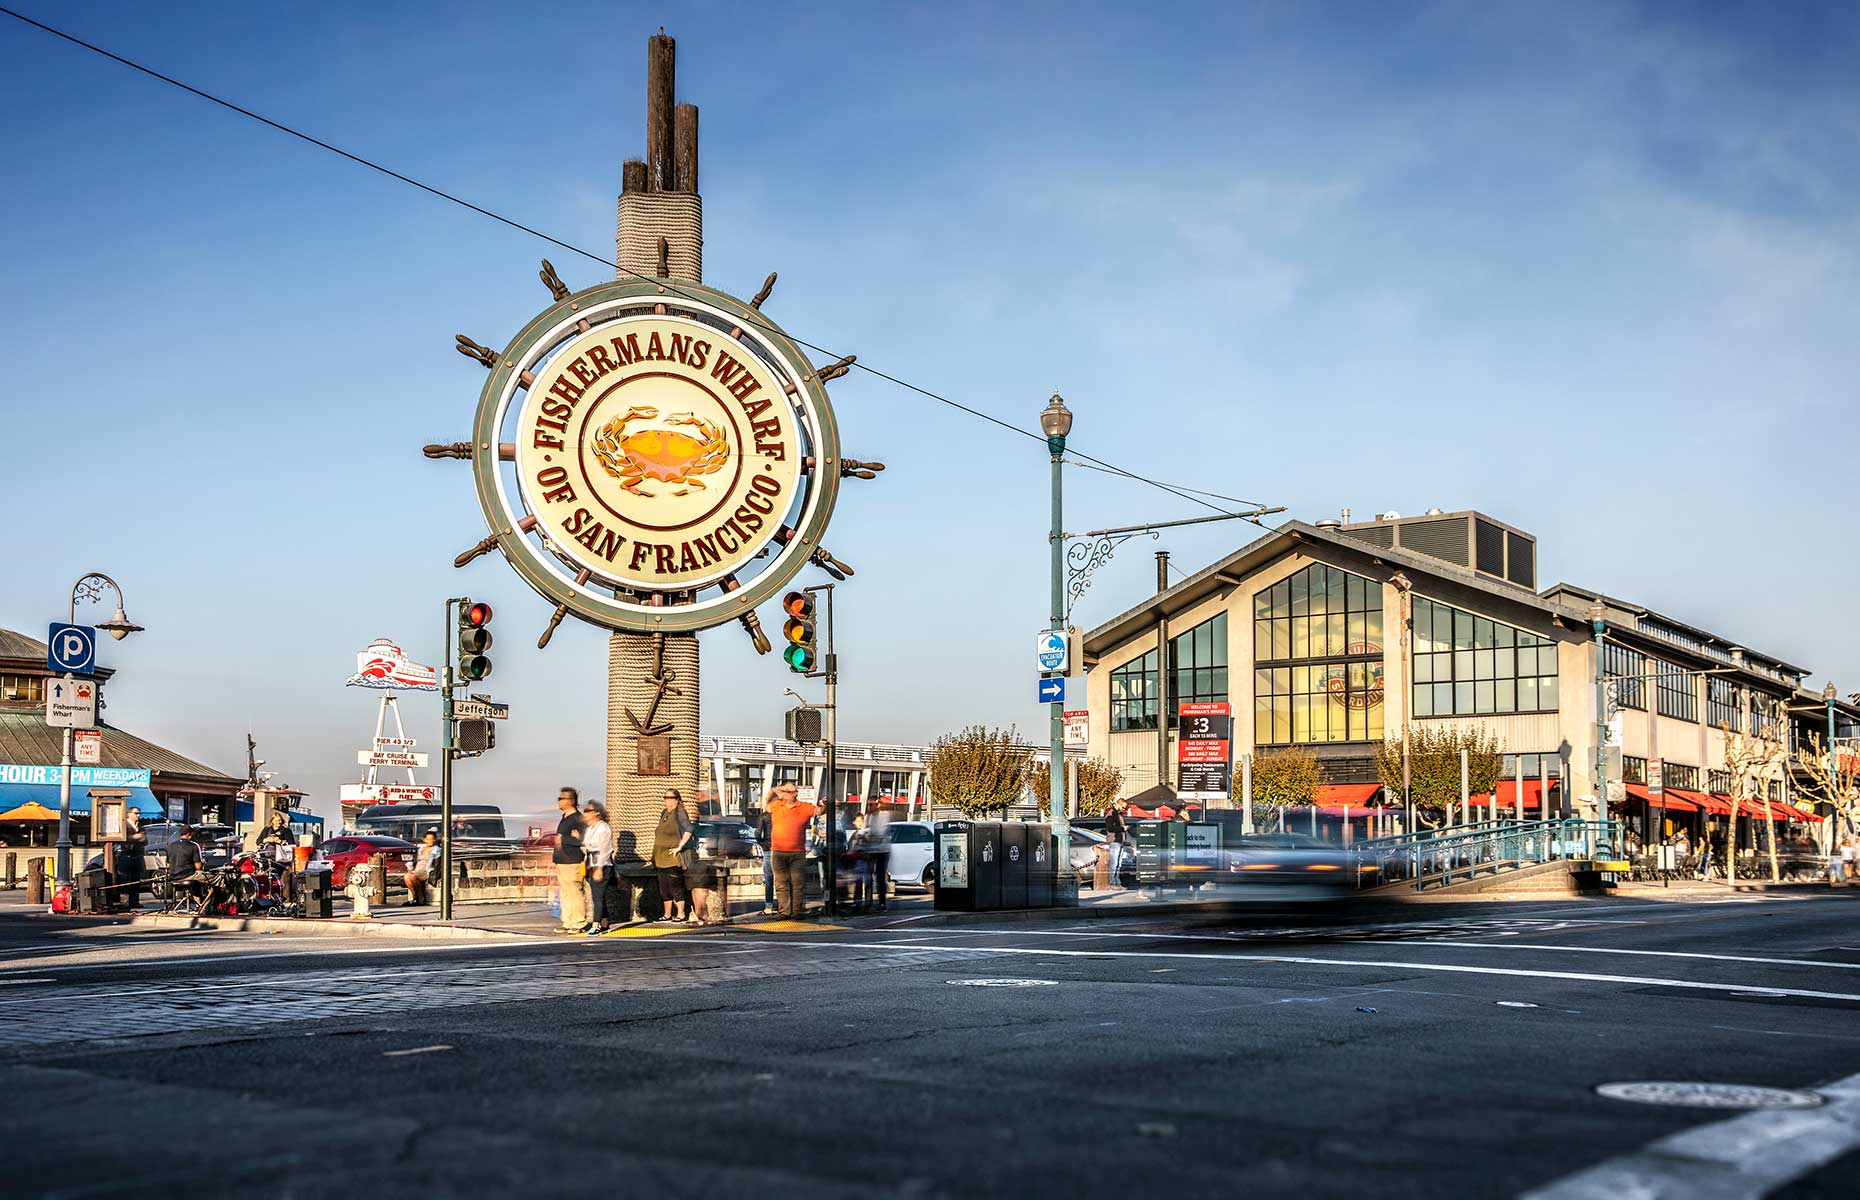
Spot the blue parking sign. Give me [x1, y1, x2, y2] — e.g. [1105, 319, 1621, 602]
[47, 623, 96, 676]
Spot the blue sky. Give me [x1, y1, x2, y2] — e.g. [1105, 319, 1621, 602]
[3, 2, 1856, 823]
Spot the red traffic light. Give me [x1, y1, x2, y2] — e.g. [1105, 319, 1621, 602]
[466, 601, 493, 627]
[782, 591, 813, 619]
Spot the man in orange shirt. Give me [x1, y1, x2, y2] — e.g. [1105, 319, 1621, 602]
[766, 782, 819, 918]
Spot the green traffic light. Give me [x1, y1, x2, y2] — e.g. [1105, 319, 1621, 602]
[783, 644, 813, 671]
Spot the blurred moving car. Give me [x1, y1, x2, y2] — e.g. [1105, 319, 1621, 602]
[884, 820, 935, 889]
[1225, 833, 1354, 885]
[1062, 825, 1138, 889]
[694, 820, 758, 859]
[356, 803, 506, 841]
[311, 834, 417, 887]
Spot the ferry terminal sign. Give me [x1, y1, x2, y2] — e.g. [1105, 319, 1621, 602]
[465, 278, 843, 634]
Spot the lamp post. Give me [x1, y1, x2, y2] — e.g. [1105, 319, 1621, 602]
[1590, 603, 1608, 827]
[55, 573, 143, 887]
[1041, 392, 1073, 881]
[1825, 681, 1839, 855]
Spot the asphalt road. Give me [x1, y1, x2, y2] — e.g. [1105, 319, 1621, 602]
[3, 893, 1859, 1199]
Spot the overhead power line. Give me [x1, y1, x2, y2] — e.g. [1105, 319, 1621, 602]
[0, 5, 1269, 521]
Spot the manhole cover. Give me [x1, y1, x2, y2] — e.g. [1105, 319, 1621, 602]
[946, 978, 1059, 988]
[1596, 1081, 1824, 1110]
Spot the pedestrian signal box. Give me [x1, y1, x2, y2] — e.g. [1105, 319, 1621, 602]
[785, 706, 824, 744]
[781, 591, 816, 673]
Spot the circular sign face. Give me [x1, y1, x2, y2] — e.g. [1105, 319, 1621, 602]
[469, 279, 841, 634]
[514, 314, 803, 593]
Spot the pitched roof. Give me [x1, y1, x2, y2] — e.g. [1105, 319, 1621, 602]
[0, 627, 47, 660]
[0, 710, 240, 786]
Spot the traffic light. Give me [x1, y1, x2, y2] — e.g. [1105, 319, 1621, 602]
[458, 600, 493, 681]
[781, 591, 815, 673]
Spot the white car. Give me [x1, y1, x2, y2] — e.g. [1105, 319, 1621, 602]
[881, 821, 936, 890]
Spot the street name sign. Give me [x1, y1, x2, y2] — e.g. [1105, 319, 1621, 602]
[453, 698, 509, 720]
[1036, 630, 1069, 674]
[1062, 710, 1089, 748]
[45, 675, 97, 730]
[47, 623, 95, 676]
[73, 729, 101, 765]
[1037, 677, 1066, 704]
[357, 750, 430, 768]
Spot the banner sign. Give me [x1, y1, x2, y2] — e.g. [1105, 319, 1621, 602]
[1176, 702, 1232, 800]
[346, 639, 439, 691]
[0, 764, 150, 788]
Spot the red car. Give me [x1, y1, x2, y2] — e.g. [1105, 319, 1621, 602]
[312, 835, 417, 887]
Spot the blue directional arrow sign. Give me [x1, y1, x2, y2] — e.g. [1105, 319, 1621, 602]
[47, 623, 96, 676]
[1037, 677, 1066, 704]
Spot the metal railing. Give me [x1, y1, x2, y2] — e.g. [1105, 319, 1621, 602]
[1352, 819, 1623, 891]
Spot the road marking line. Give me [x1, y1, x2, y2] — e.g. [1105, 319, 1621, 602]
[382, 1044, 452, 1057]
[1417, 941, 1860, 970]
[700, 938, 1860, 1003]
[1522, 1070, 1860, 1198]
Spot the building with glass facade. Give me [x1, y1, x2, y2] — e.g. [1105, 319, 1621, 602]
[1081, 512, 1859, 836]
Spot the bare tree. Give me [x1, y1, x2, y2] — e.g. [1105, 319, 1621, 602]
[1795, 731, 1860, 860]
[1718, 723, 1788, 884]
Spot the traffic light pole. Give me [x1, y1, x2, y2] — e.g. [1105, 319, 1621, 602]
[810, 584, 838, 918]
[440, 596, 462, 922]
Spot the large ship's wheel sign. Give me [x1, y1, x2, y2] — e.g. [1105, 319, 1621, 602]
[427, 265, 883, 647]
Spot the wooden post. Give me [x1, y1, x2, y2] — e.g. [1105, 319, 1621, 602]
[674, 103, 699, 193]
[646, 32, 676, 191]
[622, 158, 647, 194]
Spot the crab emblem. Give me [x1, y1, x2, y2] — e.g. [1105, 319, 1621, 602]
[590, 406, 730, 497]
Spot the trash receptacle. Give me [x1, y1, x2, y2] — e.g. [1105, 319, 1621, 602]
[1027, 822, 1054, 907]
[1132, 820, 1186, 886]
[1001, 823, 1028, 908]
[933, 820, 974, 911]
[971, 821, 1002, 910]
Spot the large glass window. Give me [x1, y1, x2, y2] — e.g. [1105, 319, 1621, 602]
[1604, 643, 1647, 711]
[1254, 563, 1384, 744]
[1623, 755, 1648, 784]
[1411, 597, 1560, 717]
[1110, 648, 1159, 732]
[1502, 752, 1562, 779]
[1708, 769, 1731, 795]
[1750, 694, 1783, 740]
[1170, 612, 1228, 711]
[0, 675, 44, 704]
[1656, 661, 1698, 722]
[1663, 762, 1699, 790]
[1706, 677, 1740, 731]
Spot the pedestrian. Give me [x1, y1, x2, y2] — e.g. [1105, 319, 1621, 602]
[117, 806, 146, 910]
[756, 808, 776, 915]
[650, 788, 693, 923]
[1840, 837, 1854, 884]
[1104, 807, 1127, 886]
[552, 787, 590, 934]
[846, 814, 871, 910]
[767, 782, 819, 918]
[867, 813, 892, 912]
[581, 801, 615, 934]
[402, 830, 440, 905]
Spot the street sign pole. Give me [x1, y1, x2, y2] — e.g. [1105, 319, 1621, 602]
[55, 724, 73, 888]
[440, 597, 459, 921]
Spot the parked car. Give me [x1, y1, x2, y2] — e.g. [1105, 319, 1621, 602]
[694, 820, 758, 859]
[356, 803, 506, 841]
[882, 820, 937, 889]
[1062, 825, 1138, 889]
[310, 835, 417, 888]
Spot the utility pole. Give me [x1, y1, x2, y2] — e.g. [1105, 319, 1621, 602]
[821, 584, 838, 918]
[1040, 393, 1073, 887]
[440, 596, 461, 921]
[1591, 605, 1609, 824]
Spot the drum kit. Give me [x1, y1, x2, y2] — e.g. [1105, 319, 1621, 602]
[162, 844, 303, 918]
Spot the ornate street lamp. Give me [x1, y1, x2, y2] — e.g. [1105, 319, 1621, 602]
[1042, 393, 1073, 882]
[55, 573, 143, 886]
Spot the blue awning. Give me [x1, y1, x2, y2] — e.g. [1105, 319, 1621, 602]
[0, 782, 164, 817]
[236, 799, 323, 828]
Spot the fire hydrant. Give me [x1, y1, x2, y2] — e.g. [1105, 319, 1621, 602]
[346, 862, 374, 919]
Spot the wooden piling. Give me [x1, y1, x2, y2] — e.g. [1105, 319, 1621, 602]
[646, 32, 676, 190]
[622, 158, 647, 194]
[674, 103, 699, 194]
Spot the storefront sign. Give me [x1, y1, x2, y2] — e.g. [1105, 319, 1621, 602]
[0, 763, 150, 788]
[462, 278, 847, 635]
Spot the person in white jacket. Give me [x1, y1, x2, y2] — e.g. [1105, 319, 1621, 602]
[581, 801, 615, 934]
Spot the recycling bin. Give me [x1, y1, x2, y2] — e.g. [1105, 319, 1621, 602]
[1000, 822, 1028, 909]
[970, 821, 1002, 910]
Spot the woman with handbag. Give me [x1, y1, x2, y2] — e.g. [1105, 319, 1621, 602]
[651, 788, 694, 923]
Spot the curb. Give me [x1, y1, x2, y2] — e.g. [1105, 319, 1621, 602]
[121, 913, 537, 940]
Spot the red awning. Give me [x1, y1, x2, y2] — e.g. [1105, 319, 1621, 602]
[1315, 784, 1382, 807]
[1624, 783, 1698, 812]
[1468, 779, 1559, 812]
[1670, 789, 1728, 814]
